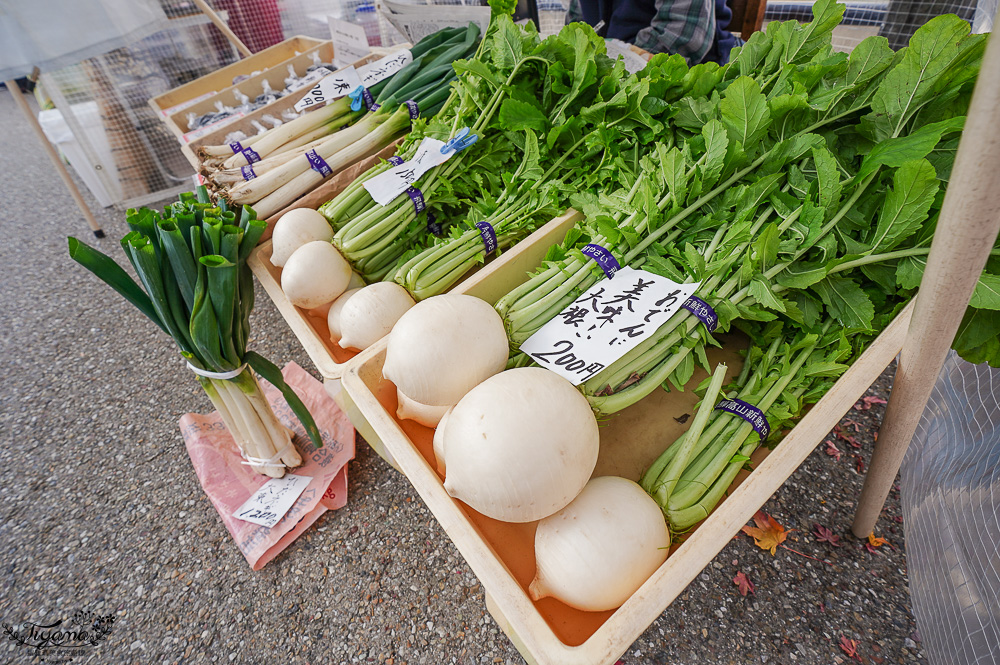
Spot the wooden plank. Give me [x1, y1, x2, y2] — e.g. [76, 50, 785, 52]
[149, 36, 324, 115]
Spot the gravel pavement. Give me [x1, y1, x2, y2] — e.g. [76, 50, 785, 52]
[0, 91, 926, 665]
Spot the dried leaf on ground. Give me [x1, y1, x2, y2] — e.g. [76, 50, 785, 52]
[841, 418, 861, 431]
[741, 510, 791, 555]
[854, 455, 865, 474]
[733, 570, 755, 596]
[853, 395, 888, 411]
[824, 440, 842, 461]
[813, 524, 841, 547]
[839, 635, 862, 661]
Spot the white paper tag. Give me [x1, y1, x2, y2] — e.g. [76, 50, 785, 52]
[520, 267, 700, 386]
[232, 474, 313, 529]
[357, 49, 413, 88]
[293, 67, 360, 112]
[362, 137, 452, 205]
[329, 17, 371, 68]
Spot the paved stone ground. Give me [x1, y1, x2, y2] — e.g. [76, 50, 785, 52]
[0, 91, 924, 665]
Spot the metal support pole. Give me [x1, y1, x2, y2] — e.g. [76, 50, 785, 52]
[851, 24, 1000, 537]
[5, 80, 104, 238]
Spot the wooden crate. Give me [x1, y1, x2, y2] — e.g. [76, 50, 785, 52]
[249, 209, 584, 385]
[149, 36, 325, 119]
[337, 219, 915, 665]
[162, 43, 336, 144]
[179, 52, 388, 169]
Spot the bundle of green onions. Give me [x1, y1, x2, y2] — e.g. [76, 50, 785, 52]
[68, 188, 322, 478]
[214, 24, 481, 219]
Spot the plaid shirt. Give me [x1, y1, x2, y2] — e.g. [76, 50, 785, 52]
[568, 0, 717, 65]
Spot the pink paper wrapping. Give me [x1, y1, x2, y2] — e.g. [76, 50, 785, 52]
[180, 362, 355, 570]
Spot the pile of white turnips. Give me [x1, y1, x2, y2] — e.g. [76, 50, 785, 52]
[271, 209, 416, 352]
[383, 292, 672, 613]
[272, 209, 672, 612]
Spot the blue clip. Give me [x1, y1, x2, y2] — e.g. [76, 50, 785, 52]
[440, 127, 478, 154]
[348, 85, 365, 112]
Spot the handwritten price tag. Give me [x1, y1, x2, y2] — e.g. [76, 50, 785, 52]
[232, 474, 313, 529]
[362, 137, 452, 205]
[292, 67, 359, 112]
[520, 267, 699, 386]
[329, 17, 371, 68]
[357, 49, 413, 87]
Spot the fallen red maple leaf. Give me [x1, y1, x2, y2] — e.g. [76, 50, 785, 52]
[733, 570, 755, 596]
[841, 419, 861, 431]
[854, 455, 865, 474]
[824, 440, 842, 461]
[840, 636, 862, 661]
[813, 524, 841, 547]
[854, 395, 888, 411]
[741, 510, 792, 555]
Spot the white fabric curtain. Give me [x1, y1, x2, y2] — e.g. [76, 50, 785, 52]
[0, 0, 167, 81]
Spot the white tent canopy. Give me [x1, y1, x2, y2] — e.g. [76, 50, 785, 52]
[0, 0, 166, 81]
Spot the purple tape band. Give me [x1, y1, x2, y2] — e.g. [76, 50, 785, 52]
[580, 243, 620, 279]
[426, 213, 442, 236]
[388, 156, 404, 166]
[241, 165, 256, 181]
[404, 100, 419, 120]
[682, 296, 718, 332]
[715, 399, 770, 440]
[361, 88, 375, 110]
[476, 221, 497, 255]
[229, 141, 244, 154]
[305, 149, 333, 178]
[242, 147, 261, 164]
[370, 102, 381, 112]
[406, 187, 425, 215]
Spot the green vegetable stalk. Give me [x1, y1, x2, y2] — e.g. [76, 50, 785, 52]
[68, 189, 323, 478]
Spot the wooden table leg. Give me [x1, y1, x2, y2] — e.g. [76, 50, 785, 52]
[851, 20, 1000, 538]
[5, 80, 105, 238]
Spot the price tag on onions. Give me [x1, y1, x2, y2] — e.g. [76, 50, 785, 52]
[520, 267, 699, 385]
[232, 474, 313, 529]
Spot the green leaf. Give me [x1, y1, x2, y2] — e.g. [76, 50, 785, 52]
[761, 133, 823, 175]
[812, 275, 875, 329]
[954, 307, 1000, 355]
[812, 145, 842, 213]
[244, 352, 324, 450]
[498, 98, 548, 133]
[868, 159, 939, 254]
[517, 130, 544, 182]
[896, 255, 926, 289]
[720, 77, 771, 149]
[856, 116, 965, 181]
[452, 58, 501, 87]
[778, 264, 827, 289]
[670, 352, 696, 391]
[660, 146, 688, 211]
[490, 16, 523, 70]
[699, 120, 729, 190]
[749, 277, 786, 312]
[68, 237, 168, 335]
[865, 15, 981, 141]
[783, 0, 846, 66]
[970, 273, 1000, 311]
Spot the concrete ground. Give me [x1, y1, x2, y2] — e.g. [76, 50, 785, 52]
[1, 91, 924, 665]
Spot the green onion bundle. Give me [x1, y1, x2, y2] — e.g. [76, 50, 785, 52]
[68, 188, 322, 478]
